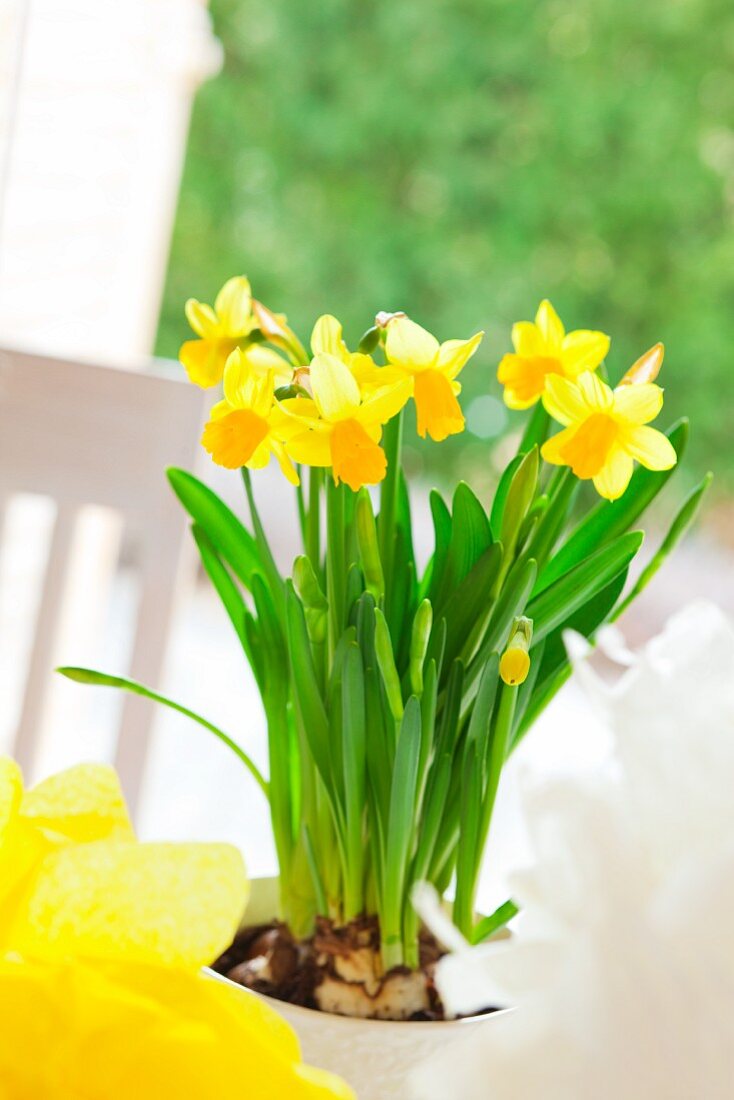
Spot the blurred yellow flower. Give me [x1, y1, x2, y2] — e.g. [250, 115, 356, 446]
[281, 353, 411, 490]
[180, 276, 255, 388]
[498, 300, 610, 410]
[201, 349, 300, 483]
[0, 758, 353, 1099]
[541, 368, 677, 501]
[384, 316, 484, 441]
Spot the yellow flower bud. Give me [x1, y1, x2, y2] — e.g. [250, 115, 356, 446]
[499, 647, 531, 686]
[500, 616, 533, 686]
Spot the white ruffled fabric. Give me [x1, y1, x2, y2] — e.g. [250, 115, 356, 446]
[412, 601, 734, 1100]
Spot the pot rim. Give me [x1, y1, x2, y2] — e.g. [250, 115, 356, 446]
[208, 874, 511, 1029]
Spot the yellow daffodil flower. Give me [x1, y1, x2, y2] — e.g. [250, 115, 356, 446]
[281, 353, 411, 491]
[541, 357, 677, 501]
[201, 349, 299, 483]
[180, 276, 255, 388]
[383, 316, 484, 441]
[0, 758, 353, 1099]
[498, 300, 610, 410]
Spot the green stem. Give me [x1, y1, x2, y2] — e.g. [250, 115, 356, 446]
[307, 467, 322, 573]
[454, 684, 518, 934]
[241, 469, 285, 618]
[326, 478, 345, 658]
[378, 412, 403, 594]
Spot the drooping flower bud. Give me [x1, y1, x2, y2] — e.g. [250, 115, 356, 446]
[499, 616, 533, 686]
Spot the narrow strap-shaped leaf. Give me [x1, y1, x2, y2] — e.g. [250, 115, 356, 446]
[433, 482, 493, 612]
[612, 471, 712, 621]
[382, 697, 422, 964]
[534, 419, 688, 593]
[526, 531, 643, 643]
[167, 468, 260, 588]
[425, 489, 452, 603]
[342, 642, 367, 919]
[471, 899, 519, 943]
[518, 401, 550, 454]
[242, 469, 286, 619]
[489, 453, 522, 537]
[56, 667, 269, 797]
[499, 446, 539, 563]
[434, 543, 502, 672]
[285, 582, 332, 787]
[191, 523, 258, 674]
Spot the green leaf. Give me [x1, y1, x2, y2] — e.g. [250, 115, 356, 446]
[191, 523, 257, 671]
[56, 667, 269, 797]
[465, 653, 501, 765]
[518, 402, 550, 454]
[342, 642, 367, 918]
[285, 583, 332, 787]
[167, 468, 260, 589]
[464, 556, 538, 706]
[489, 453, 522, 537]
[374, 607, 404, 721]
[471, 899, 519, 944]
[499, 446, 539, 561]
[435, 543, 502, 672]
[613, 471, 712, 621]
[534, 419, 688, 593]
[424, 489, 452, 602]
[383, 698, 422, 943]
[431, 483, 492, 616]
[526, 531, 643, 643]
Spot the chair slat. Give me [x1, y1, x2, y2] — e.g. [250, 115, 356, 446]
[13, 503, 78, 772]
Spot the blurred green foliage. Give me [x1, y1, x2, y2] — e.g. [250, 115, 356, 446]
[158, 0, 734, 488]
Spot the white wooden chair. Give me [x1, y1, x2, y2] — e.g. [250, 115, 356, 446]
[0, 346, 206, 813]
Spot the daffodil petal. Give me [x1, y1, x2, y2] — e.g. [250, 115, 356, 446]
[180, 338, 235, 388]
[21, 764, 135, 844]
[223, 350, 274, 417]
[309, 353, 361, 421]
[385, 316, 439, 369]
[242, 343, 293, 385]
[577, 370, 613, 412]
[11, 841, 248, 968]
[357, 377, 412, 426]
[311, 315, 348, 360]
[331, 420, 387, 489]
[436, 331, 484, 379]
[271, 441, 301, 486]
[613, 383, 664, 425]
[592, 448, 634, 501]
[286, 430, 333, 467]
[542, 375, 588, 427]
[413, 370, 465, 441]
[624, 426, 678, 470]
[185, 299, 219, 339]
[202, 409, 270, 469]
[215, 276, 252, 336]
[541, 426, 577, 466]
[511, 321, 542, 357]
[561, 329, 611, 376]
[535, 300, 564, 352]
[278, 396, 322, 426]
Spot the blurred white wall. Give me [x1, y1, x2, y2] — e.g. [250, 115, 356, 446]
[0, 0, 221, 361]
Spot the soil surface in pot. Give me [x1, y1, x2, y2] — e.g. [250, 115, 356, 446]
[213, 916, 493, 1021]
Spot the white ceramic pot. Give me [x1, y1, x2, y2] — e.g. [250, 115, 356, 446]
[209, 877, 505, 1100]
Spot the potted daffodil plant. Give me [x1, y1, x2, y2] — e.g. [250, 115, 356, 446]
[61, 280, 707, 1078]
